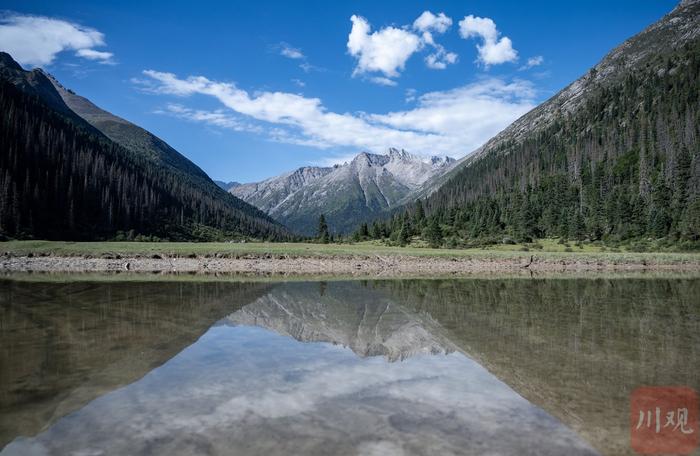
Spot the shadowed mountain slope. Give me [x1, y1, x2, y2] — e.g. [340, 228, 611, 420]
[0, 52, 289, 240]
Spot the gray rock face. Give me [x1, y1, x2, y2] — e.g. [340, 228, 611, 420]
[231, 148, 456, 235]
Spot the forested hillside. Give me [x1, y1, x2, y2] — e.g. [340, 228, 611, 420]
[0, 74, 289, 241]
[427, 39, 700, 242]
[356, 2, 700, 249]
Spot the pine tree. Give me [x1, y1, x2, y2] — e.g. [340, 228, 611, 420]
[680, 197, 700, 241]
[649, 174, 671, 238]
[426, 217, 443, 248]
[371, 222, 383, 239]
[318, 214, 329, 243]
[568, 209, 586, 241]
[398, 220, 411, 246]
[359, 222, 369, 238]
[518, 193, 538, 241]
[671, 146, 692, 236]
[413, 200, 426, 227]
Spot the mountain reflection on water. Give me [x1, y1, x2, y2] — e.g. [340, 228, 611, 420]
[1, 277, 698, 455]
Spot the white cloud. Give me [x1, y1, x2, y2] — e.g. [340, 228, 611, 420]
[75, 48, 114, 64]
[369, 76, 397, 87]
[299, 62, 314, 73]
[458, 15, 517, 66]
[156, 103, 262, 133]
[279, 42, 304, 60]
[347, 12, 459, 81]
[425, 48, 457, 70]
[139, 70, 536, 158]
[413, 11, 452, 34]
[267, 128, 332, 149]
[370, 78, 535, 148]
[277, 42, 322, 73]
[291, 78, 305, 88]
[139, 69, 439, 152]
[347, 15, 422, 79]
[413, 11, 458, 71]
[312, 153, 360, 167]
[405, 88, 417, 103]
[520, 55, 544, 70]
[0, 14, 113, 67]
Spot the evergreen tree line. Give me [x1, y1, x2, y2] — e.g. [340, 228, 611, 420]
[354, 39, 700, 248]
[0, 80, 290, 241]
[348, 202, 443, 247]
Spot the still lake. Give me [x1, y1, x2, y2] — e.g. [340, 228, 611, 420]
[1, 276, 698, 455]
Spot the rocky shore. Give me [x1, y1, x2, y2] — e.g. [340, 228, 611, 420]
[2, 253, 699, 276]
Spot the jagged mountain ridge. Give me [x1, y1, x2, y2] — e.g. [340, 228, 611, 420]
[0, 52, 289, 240]
[231, 148, 456, 235]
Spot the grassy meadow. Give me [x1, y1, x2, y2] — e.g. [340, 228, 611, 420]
[2, 239, 700, 265]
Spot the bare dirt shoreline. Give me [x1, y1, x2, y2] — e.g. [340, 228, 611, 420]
[2, 254, 700, 276]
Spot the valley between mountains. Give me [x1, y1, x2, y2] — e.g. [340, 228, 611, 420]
[0, 0, 699, 255]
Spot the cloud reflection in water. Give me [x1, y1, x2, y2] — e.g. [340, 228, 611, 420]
[3, 321, 597, 455]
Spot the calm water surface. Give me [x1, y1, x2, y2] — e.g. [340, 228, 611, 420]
[0, 276, 698, 455]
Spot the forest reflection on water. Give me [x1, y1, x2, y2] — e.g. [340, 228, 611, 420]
[1, 276, 698, 455]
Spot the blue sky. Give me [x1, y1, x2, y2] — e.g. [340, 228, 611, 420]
[1, 0, 677, 182]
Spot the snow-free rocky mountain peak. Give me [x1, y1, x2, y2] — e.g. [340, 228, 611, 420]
[231, 148, 456, 235]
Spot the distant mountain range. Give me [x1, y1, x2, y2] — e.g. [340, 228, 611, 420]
[0, 52, 289, 241]
[2, 0, 697, 243]
[231, 148, 456, 235]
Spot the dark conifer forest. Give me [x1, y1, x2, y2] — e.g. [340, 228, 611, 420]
[0, 79, 289, 241]
[355, 38, 700, 249]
